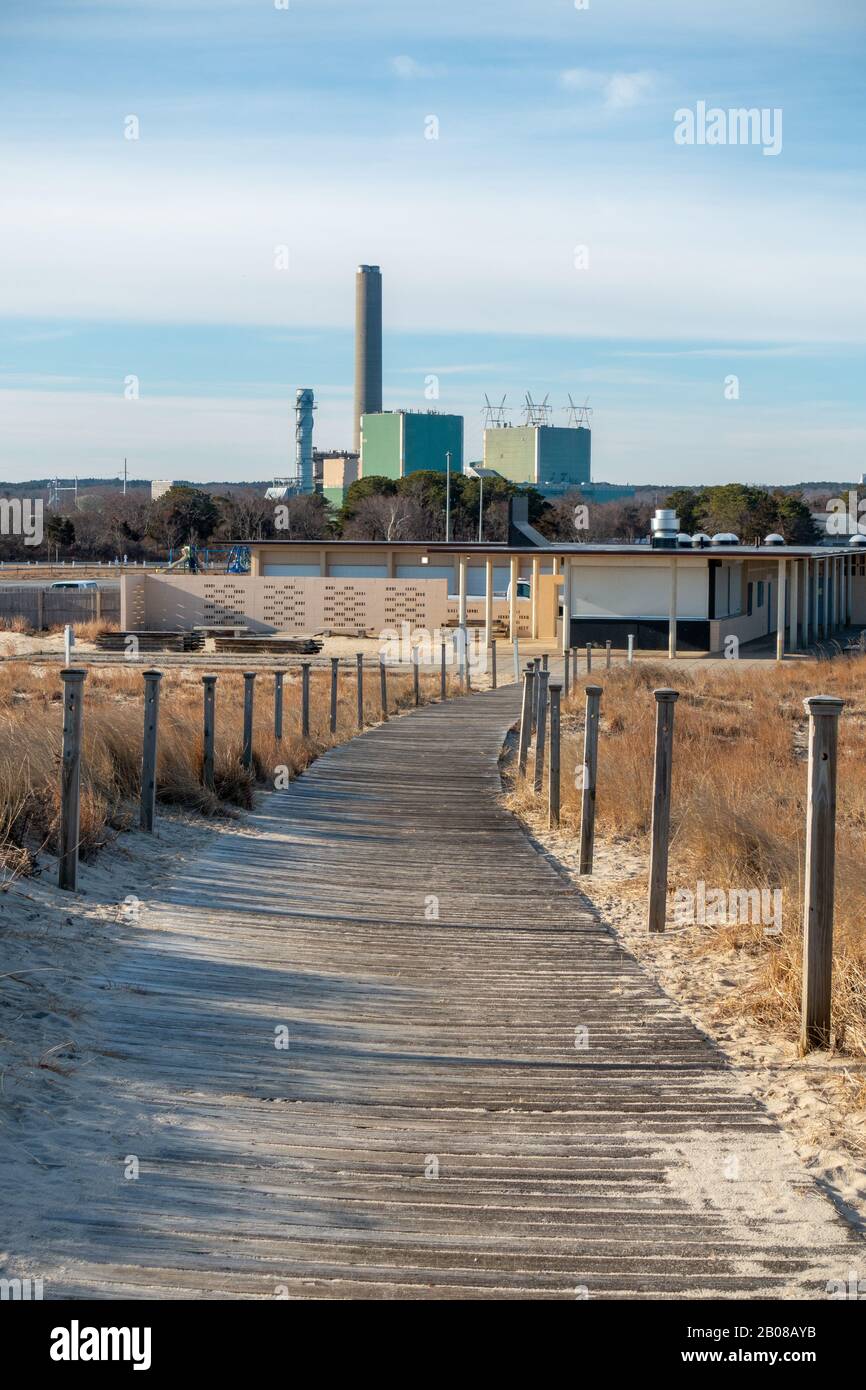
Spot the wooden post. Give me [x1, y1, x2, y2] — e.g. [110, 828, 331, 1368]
[533, 670, 550, 792]
[517, 664, 534, 775]
[490, 639, 497, 689]
[379, 654, 388, 720]
[586, 643, 592, 674]
[800, 695, 844, 1052]
[412, 647, 420, 706]
[301, 662, 310, 737]
[647, 689, 679, 933]
[548, 682, 562, 828]
[627, 633, 635, 666]
[440, 640, 447, 699]
[578, 685, 603, 874]
[531, 656, 541, 734]
[274, 671, 284, 740]
[330, 656, 339, 733]
[356, 653, 364, 728]
[201, 675, 216, 791]
[563, 647, 570, 696]
[139, 669, 162, 832]
[605, 639, 612, 670]
[58, 668, 87, 891]
[242, 671, 256, 770]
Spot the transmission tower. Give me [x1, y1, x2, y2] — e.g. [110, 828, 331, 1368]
[523, 393, 552, 427]
[482, 394, 510, 428]
[564, 394, 593, 428]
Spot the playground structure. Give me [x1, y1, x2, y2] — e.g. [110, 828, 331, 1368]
[164, 545, 251, 575]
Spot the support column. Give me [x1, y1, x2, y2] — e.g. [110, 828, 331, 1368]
[483, 556, 493, 647]
[560, 561, 571, 655]
[509, 555, 519, 641]
[668, 556, 678, 660]
[776, 557, 787, 661]
[458, 555, 467, 628]
[846, 553, 852, 625]
[803, 560, 811, 646]
[531, 555, 540, 641]
[789, 559, 799, 651]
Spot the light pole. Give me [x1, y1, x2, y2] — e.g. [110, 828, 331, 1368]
[445, 451, 452, 542]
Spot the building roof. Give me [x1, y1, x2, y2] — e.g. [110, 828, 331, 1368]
[242, 539, 860, 557]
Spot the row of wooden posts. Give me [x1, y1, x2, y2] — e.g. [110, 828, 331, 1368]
[518, 658, 844, 1055]
[55, 648, 468, 895]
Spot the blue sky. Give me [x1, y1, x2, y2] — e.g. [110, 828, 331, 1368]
[1, 0, 865, 485]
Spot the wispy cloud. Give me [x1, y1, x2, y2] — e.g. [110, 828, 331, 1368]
[559, 68, 657, 111]
[390, 55, 443, 80]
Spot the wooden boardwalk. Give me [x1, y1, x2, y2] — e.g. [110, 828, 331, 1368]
[4, 683, 861, 1298]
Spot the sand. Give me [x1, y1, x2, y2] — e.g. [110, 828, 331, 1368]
[515, 808, 866, 1235]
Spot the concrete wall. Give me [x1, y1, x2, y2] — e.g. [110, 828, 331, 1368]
[360, 412, 463, 478]
[120, 574, 449, 636]
[483, 425, 590, 487]
[483, 427, 535, 484]
[360, 413, 401, 479]
[568, 556, 709, 619]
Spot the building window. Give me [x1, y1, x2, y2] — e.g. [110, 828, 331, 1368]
[756, 581, 765, 608]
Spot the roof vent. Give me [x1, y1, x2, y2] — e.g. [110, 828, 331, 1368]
[650, 508, 679, 549]
[850, 534, 866, 546]
[711, 532, 740, 546]
[764, 533, 785, 546]
[691, 532, 711, 548]
[676, 533, 692, 546]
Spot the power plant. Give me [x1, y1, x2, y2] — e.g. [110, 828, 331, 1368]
[268, 262, 593, 506]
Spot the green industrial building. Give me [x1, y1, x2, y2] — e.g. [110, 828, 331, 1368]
[360, 410, 463, 479]
[483, 424, 591, 492]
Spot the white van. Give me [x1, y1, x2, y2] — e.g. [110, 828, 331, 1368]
[49, 580, 98, 591]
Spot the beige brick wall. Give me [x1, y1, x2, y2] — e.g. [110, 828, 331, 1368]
[121, 574, 450, 635]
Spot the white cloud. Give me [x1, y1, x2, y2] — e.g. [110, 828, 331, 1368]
[560, 68, 656, 111]
[2, 149, 863, 346]
[390, 54, 442, 80]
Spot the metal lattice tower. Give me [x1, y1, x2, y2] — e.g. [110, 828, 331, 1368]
[482, 394, 510, 429]
[564, 394, 593, 428]
[523, 393, 552, 427]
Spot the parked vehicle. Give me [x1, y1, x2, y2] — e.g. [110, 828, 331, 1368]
[48, 580, 98, 591]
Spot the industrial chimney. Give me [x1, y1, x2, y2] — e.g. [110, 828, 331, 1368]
[354, 264, 382, 453]
[295, 387, 315, 493]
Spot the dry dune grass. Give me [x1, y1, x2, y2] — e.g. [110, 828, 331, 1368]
[511, 655, 866, 1058]
[0, 660, 452, 874]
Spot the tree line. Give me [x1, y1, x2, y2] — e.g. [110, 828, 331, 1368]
[0, 477, 817, 562]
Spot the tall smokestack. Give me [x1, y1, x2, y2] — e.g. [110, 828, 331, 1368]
[295, 387, 315, 493]
[354, 264, 382, 453]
